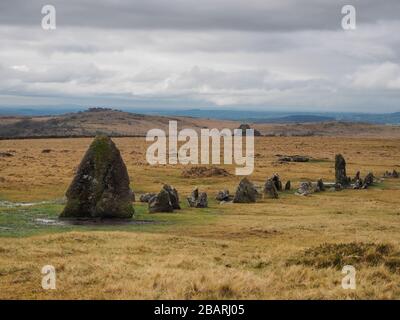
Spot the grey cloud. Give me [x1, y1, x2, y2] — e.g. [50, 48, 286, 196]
[0, 0, 399, 31]
[166, 66, 330, 92]
[0, 1, 400, 112]
[0, 63, 112, 84]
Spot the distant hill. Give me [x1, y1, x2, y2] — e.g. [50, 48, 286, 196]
[0, 108, 238, 139]
[1, 108, 400, 139]
[254, 121, 400, 138]
[337, 112, 400, 124]
[1, 107, 400, 124]
[249, 115, 335, 123]
[124, 109, 400, 124]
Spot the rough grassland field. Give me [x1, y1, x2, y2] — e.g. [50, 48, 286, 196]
[1, 136, 400, 299]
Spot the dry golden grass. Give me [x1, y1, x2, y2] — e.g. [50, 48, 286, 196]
[1, 136, 400, 299]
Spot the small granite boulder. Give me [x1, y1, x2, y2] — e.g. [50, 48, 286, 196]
[335, 183, 343, 191]
[317, 179, 325, 192]
[383, 170, 399, 178]
[362, 172, 374, 189]
[353, 179, 363, 189]
[271, 173, 283, 191]
[233, 178, 258, 203]
[187, 188, 208, 208]
[140, 193, 156, 203]
[278, 155, 309, 162]
[216, 189, 232, 201]
[148, 189, 174, 213]
[264, 179, 279, 199]
[0, 152, 14, 157]
[296, 182, 314, 196]
[353, 171, 361, 182]
[383, 171, 391, 178]
[163, 184, 181, 209]
[197, 193, 208, 208]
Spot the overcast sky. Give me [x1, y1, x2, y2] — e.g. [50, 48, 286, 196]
[0, 0, 400, 112]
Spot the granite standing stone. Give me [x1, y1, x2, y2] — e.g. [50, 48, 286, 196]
[60, 136, 134, 219]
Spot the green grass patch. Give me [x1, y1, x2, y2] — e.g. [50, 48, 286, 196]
[0, 200, 221, 238]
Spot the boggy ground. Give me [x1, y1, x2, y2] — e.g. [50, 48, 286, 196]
[1, 136, 400, 299]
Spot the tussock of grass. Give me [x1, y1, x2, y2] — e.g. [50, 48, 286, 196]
[288, 242, 400, 272]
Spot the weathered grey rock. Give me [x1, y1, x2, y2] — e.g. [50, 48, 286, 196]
[317, 179, 325, 192]
[197, 192, 208, 208]
[362, 172, 374, 188]
[284, 180, 291, 191]
[187, 188, 208, 208]
[60, 136, 134, 219]
[140, 193, 156, 203]
[353, 171, 361, 182]
[353, 179, 363, 189]
[0, 152, 14, 157]
[335, 154, 350, 187]
[233, 178, 258, 203]
[383, 171, 390, 177]
[216, 189, 232, 201]
[296, 182, 313, 196]
[187, 189, 197, 207]
[148, 189, 174, 213]
[271, 173, 283, 191]
[335, 183, 343, 191]
[163, 184, 180, 209]
[264, 179, 279, 199]
[278, 155, 309, 162]
[383, 170, 399, 178]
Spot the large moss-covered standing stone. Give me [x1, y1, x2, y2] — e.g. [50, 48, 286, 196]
[60, 136, 134, 219]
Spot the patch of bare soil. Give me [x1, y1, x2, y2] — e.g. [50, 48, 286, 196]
[181, 166, 231, 178]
